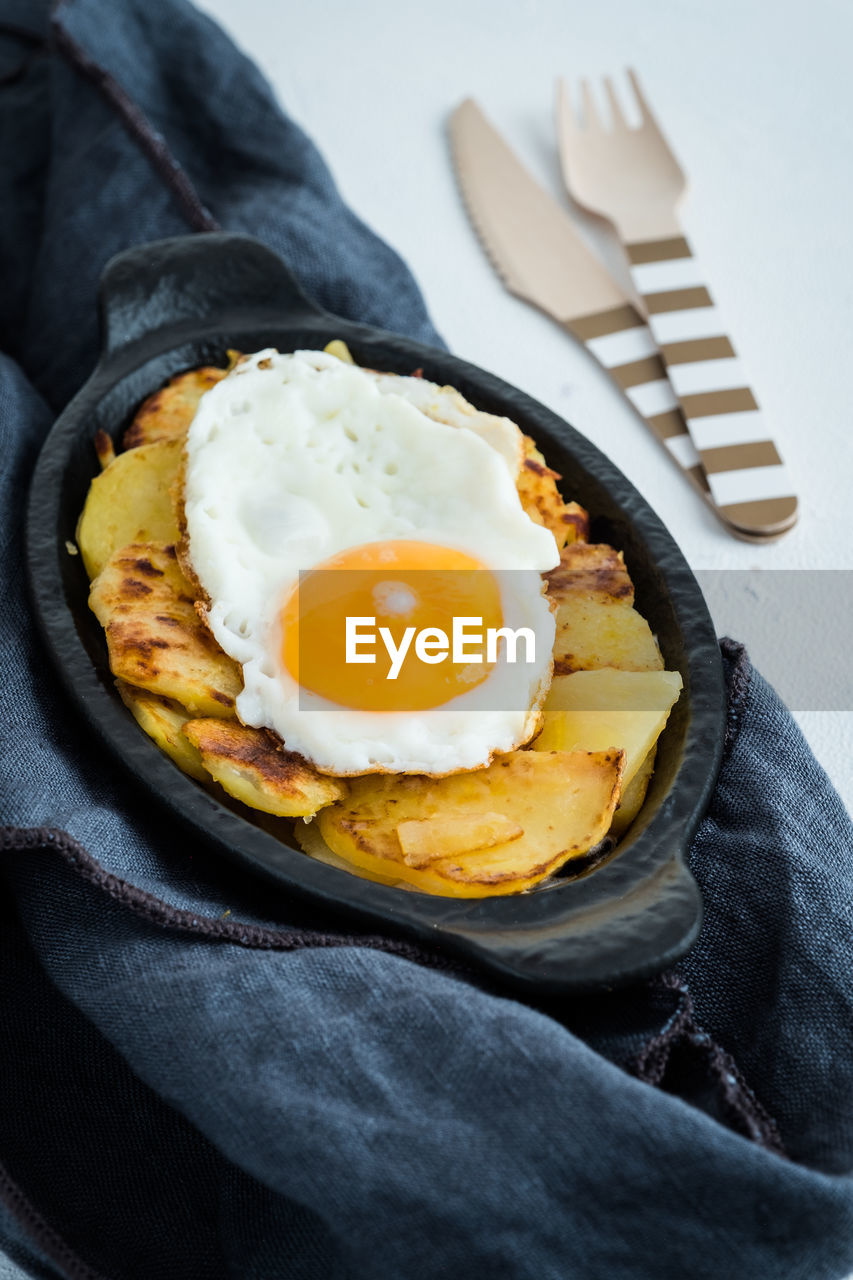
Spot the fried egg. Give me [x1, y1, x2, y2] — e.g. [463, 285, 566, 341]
[183, 349, 560, 775]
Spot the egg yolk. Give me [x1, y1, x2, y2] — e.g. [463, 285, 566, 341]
[280, 540, 503, 711]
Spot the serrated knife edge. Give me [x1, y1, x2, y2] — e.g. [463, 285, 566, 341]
[449, 109, 531, 303]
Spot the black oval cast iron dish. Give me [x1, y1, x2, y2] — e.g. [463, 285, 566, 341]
[26, 233, 726, 994]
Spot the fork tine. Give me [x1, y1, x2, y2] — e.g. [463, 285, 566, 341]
[580, 78, 602, 131]
[625, 67, 683, 174]
[603, 76, 628, 131]
[626, 67, 660, 130]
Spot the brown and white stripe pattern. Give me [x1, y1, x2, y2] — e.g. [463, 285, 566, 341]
[626, 237, 797, 534]
[566, 303, 710, 503]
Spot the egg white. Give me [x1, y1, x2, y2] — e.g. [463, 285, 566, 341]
[365, 369, 524, 477]
[183, 349, 560, 775]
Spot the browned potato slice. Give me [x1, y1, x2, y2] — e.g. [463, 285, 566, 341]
[556, 501, 589, 545]
[183, 720, 346, 818]
[610, 745, 656, 838]
[123, 365, 229, 449]
[545, 542, 662, 674]
[76, 437, 183, 580]
[316, 749, 623, 897]
[552, 598, 664, 675]
[116, 681, 208, 782]
[546, 540, 634, 607]
[89, 542, 242, 716]
[552, 599, 663, 674]
[516, 437, 589, 549]
[295, 818, 408, 887]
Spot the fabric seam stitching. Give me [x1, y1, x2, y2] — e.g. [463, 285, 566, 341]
[49, 11, 220, 234]
[0, 1158, 108, 1280]
[0, 825, 473, 977]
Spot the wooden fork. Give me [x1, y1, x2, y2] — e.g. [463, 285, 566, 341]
[556, 70, 798, 538]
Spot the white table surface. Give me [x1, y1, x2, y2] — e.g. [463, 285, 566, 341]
[199, 0, 853, 813]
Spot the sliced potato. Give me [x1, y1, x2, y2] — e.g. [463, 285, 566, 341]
[295, 818, 410, 888]
[396, 813, 523, 867]
[546, 540, 634, 607]
[76, 437, 183, 580]
[610, 745, 656, 839]
[534, 669, 682, 785]
[546, 545, 663, 674]
[316, 749, 623, 897]
[183, 719, 346, 818]
[89, 542, 242, 717]
[122, 365, 230, 450]
[556, 501, 589, 546]
[116, 681, 208, 782]
[552, 598, 664, 675]
[324, 339, 355, 363]
[516, 437, 588, 549]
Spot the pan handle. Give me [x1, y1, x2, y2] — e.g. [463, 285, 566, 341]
[98, 233, 328, 357]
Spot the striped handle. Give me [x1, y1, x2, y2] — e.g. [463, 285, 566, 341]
[567, 303, 711, 503]
[626, 237, 797, 535]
